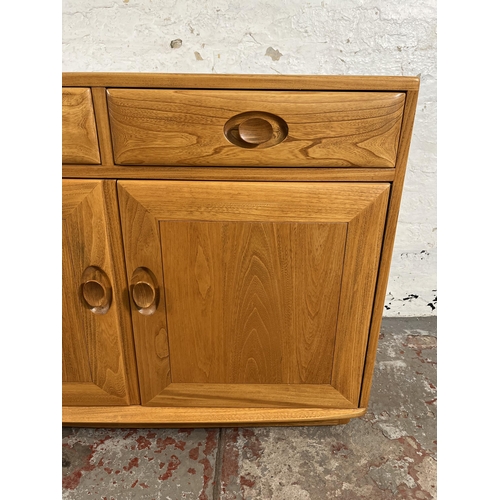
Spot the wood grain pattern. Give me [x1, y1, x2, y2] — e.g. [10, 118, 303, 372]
[63, 383, 131, 406]
[63, 405, 366, 427]
[62, 222, 92, 383]
[107, 89, 405, 167]
[117, 183, 172, 405]
[62, 178, 101, 217]
[331, 184, 390, 404]
[62, 165, 396, 182]
[91, 87, 115, 165]
[294, 224, 347, 383]
[63, 72, 419, 91]
[118, 180, 389, 407]
[161, 221, 346, 385]
[101, 180, 141, 404]
[62, 180, 138, 405]
[359, 87, 420, 408]
[147, 384, 355, 408]
[117, 180, 390, 223]
[62, 88, 100, 164]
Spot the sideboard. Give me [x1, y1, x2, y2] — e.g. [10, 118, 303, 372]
[62, 73, 419, 427]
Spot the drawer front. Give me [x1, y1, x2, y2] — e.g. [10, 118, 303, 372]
[107, 90, 405, 168]
[62, 88, 100, 164]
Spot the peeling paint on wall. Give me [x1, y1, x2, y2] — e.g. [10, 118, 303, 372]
[62, 0, 437, 316]
[265, 47, 283, 61]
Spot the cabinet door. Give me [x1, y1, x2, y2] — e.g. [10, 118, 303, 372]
[118, 181, 389, 408]
[63, 180, 139, 405]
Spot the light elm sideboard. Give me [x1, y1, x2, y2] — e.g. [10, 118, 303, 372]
[62, 73, 419, 427]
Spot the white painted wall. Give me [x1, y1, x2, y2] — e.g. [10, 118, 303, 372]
[62, 0, 437, 316]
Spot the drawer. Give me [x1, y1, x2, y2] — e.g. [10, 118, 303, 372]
[62, 88, 100, 164]
[107, 89, 405, 168]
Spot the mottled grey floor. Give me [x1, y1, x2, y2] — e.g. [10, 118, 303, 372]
[63, 316, 437, 499]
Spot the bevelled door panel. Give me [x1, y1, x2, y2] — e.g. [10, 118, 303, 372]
[162, 221, 347, 385]
[118, 181, 390, 407]
[62, 180, 139, 406]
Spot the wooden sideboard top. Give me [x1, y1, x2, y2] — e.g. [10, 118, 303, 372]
[63, 73, 420, 91]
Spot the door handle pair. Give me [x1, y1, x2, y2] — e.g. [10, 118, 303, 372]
[81, 266, 158, 315]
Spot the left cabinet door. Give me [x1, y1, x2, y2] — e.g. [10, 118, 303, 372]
[62, 180, 139, 405]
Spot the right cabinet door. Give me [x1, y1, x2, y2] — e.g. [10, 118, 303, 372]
[118, 181, 389, 408]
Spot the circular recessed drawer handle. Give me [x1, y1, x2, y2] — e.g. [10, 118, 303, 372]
[130, 267, 159, 316]
[224, 111, 288, 149]
[81, 266, 112, 314]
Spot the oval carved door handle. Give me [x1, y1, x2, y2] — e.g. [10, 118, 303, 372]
[224, 111, 288, 149]
[82, 280, 107, 307]
[130, 267, 159, 315]
[238, 117, 274, 145]
[81, 266, 112, 314]
[132, 281, 156, 309]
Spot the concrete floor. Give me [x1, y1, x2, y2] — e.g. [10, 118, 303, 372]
[62, 317, 437, 499]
